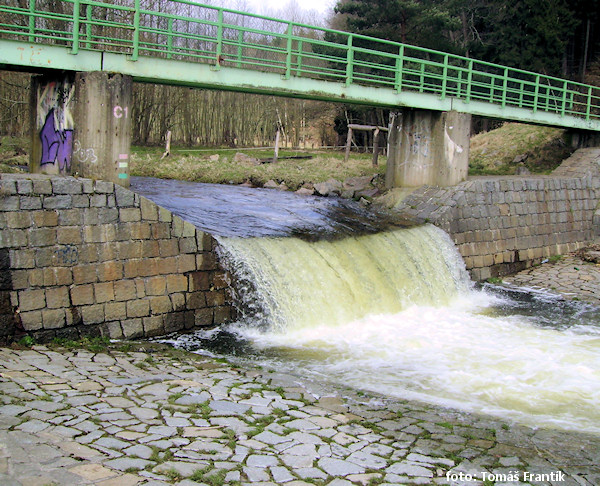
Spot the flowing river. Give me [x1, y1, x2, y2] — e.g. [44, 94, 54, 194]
[132, 177, 600, 435]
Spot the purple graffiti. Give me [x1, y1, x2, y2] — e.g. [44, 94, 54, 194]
[40, 109, 73, 171]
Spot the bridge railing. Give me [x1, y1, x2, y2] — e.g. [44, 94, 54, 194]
[1, 0, 599, 124]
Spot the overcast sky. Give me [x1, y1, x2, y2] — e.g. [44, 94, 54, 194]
[224, 0, 336, 18]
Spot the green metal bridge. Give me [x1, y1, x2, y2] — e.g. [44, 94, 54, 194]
[2, 0, 600, 132]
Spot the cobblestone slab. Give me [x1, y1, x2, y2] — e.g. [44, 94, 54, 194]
[503, 252, 600, 305]
[0, 343, 598, 485]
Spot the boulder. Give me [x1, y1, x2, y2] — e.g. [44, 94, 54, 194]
[295, 187, 314, 196]
[263, 180, 279, 189]
[314, 179, 343, 197]
[233, 152, 260, 165]
[343, 175, 373, 192]
[355, 188, 380, 199]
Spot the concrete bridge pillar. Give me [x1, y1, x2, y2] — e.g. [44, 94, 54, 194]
[385, 109, 471, 188]
[30, 71, 132, 186]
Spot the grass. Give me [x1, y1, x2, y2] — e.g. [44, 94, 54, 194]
[50, 336, 110, 353]
[469, 122, 573, 175]
[0, 136, 28, 173]
[130, 145, 384, 191]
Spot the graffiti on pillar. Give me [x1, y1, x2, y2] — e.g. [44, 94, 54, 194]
[39, 109, 74, 170]
[406, 120, 430, 158]
[37, 80, 74, 171]
[72, 140, 98, 165]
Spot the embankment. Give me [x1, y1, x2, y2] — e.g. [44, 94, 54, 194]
[0, 174, 233, 343]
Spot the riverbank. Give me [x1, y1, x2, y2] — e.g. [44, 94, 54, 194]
[0, 338, 598, 486]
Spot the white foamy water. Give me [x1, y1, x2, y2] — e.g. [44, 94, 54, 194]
[210, 226, 600, 434]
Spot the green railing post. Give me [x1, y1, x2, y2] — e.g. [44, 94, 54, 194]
[489, 75, 495, 102]
[456, 67, 463, 98]
[167, 17, 174, 59]
[132, 0, 140, 61]
[236, 30, 243, 67]
[394, 45, 404, 92]
[72, 0, 81, 54]
[419, 62, 425, 92]
[533, 75, 540, 112]
[214, 9, 223, 70]
[441, 54, 448, 99]
[346, 35, 354, 86]
[465, 60, 473, 103]
[586, 86, 593, 120]
[561, 80, 568, 116]
[85, 2, 92, 49]
[296, 39, 303, 76]
[501, 68, 508, 107]
[284, 23, 293, 79]
[519, 81, 524, 107]
[28, 0, 35, 43]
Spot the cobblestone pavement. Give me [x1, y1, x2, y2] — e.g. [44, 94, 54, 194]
[0, 343, 599, 486]
[502, 254, 600, 305]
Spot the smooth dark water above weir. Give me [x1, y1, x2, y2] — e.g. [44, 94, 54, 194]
[131, 176, 404, 239]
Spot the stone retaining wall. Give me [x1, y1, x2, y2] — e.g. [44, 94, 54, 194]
[393, 148, 600, 281]
[0, 174, 233, 343]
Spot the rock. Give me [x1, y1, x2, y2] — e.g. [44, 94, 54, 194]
[355, 188, 379, 199]
[239, 180, 253, 187]
[295, 187, 314, 196]
[314, 179, 342, 197]
[343, 175, 373, 192]
[263, 180, 280, 189]
[209, 154, 219, 162]
[277, 183, 289, 191]
[512, 153, 528, 164]
[515, 164, 531, 175]
[233, 152, 259, 165]
[341, 189, 355, 199]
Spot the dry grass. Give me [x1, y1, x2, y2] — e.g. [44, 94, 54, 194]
[469, 122, 573, 175]
[130, 148, 386, 190]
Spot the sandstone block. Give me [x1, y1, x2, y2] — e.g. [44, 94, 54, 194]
[151, 222, 171, 239]
[206, 290, 226, 307]
[0, 230, 27, 248]
[186, 292, 206, 310]
[43, 195, 72, 209]
[6, 212, 32, 229]
[73, 265, 97, 284]
[105, 302, 127, 321]
[127, 299, 150, 318]
[57, 226, 82, 245]
[33, 179, 52, 195]
[143, 316, 165, 336]
[189, 272, 210, 291]
[94, 180, 114, 193]
[18, 289, 46, 311]
[159, 240, 179, 257]
[179, 238, 197, 254]
[114, 280, 137, 301]
[10, 249, 35, 269]
[140, 197, 159, 221]
[32, 210, 58, 227]
[145, 276, 166, 296]
[97, 261, 123, 282]
[150, 296, 172, 315]
[46, 287, 70, 308]
[81, 304, 105, 324]
[0, 196, 19, 211]
[71, 284, 95, 306]
[120, 208, 141, 222]
[158, 257, 177, 275]
[121, 318, 144, 338]
[29, 228, 57, 247]
[20, 310, 43, 331]
[94, 282, 115, 303]
[166, 274, 187, 293]
[42, 309, 66, 329]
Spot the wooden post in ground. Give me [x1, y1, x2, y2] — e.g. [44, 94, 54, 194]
[272, 129, 281, 163]
[344, 127, 353, 163]
[161, 130, 171, 160]
[372, 127, 380, 166]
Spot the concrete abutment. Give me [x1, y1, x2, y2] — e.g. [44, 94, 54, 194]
[30, 71, 131, 186]
[386, 109, 471, 188]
